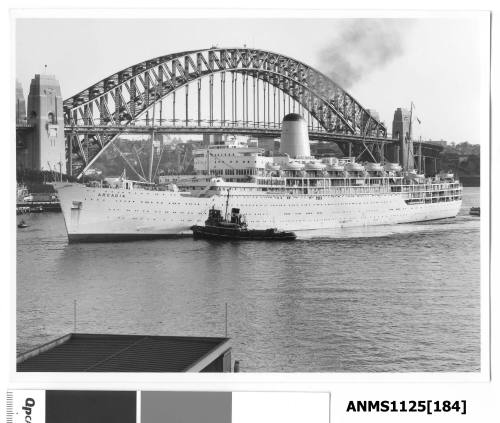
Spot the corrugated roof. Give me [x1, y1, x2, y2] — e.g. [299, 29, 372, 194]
[17, 333, 230, 372]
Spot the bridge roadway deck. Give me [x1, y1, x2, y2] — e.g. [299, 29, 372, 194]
[63, 124, 392, 144]
[16, 123, 443, 153]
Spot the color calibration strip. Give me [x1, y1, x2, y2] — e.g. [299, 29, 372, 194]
[7, 390, 330, 423]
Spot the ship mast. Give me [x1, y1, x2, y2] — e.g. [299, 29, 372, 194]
[409, 102, 424, 174]
[408, 102, 413, 171]
[224, 188, 230, 220]
[207, 148, 210, 176]
[148, 85, 158, 183]
[148, 129, 155, 183]
[419, 136, 423, 174]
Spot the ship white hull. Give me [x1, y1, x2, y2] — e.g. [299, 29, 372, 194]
[54, 183, 462, 242]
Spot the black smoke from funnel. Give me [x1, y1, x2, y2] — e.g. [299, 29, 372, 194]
[318, 19, 414, 88]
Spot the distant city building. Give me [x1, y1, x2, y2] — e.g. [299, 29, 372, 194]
[257, 137, 279, 154]
[202, 134, 223, 146]
[16, 80, 26, 125]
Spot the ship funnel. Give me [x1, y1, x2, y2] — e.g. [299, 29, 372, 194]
[279, 113, 311, 158]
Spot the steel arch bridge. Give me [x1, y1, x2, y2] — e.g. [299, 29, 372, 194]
[64, 47, 391, 178]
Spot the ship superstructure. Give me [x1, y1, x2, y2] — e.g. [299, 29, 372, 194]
[54, 113, 462, 242]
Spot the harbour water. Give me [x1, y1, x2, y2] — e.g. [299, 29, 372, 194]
[16, 187, 481, 372]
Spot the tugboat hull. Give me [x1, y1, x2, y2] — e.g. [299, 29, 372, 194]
[191, 225, 296, 241]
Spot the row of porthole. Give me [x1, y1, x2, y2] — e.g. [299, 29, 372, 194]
[102, 201, 398, 210]
[96, 192, 405, 201]
[223, 202, 393, 207]
[90, 198, 208, 206]
[107, 208, 451, 222]
[103, 203, 403, 214]
[118, 209, 198, 214]
[102, 199, 458, 213]
[114, 216, 190, 222]
[110, 209, 413, 217]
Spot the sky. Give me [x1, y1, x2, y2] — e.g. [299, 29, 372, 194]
[15, 16, 488, 145]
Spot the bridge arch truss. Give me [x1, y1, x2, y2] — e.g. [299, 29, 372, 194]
[64, 48, 388, 178]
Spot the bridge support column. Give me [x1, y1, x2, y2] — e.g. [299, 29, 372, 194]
[197, 79, 201, 126]
[66, 133, 72, 176]
[221, 72, 225, 126]
[173, 91, 176, 126]
[267, 81, 271, 127]
[185, 85, 189, 126]
[273, 84, 276, 128]
[209, 75, 214, 126]
[263, 81, 266, 128]
[253, 76, 256, 127]
[277, 85, 281, 125]
[243, 74, 248, 126]
[256, 76, 259, 127]
[159, 100, 163, 126]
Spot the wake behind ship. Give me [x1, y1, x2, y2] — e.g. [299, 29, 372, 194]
[54, 114, 462, 242]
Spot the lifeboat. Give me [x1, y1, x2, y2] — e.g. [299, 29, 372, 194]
[266, 162, 281, 171]
[305, 162, 326, 171]
[364, 163, 384, 172]
[326, 164, 344, 172]
[210, 177, 224, 183]
[439, 171, 455, 179]
[406, 172, 426, 183]
[284, 161, 305, 171]
[321, 157, 339, 165]
[384, 163, 402, 172]
[344, 162, 365, 172]
[165, 184, 179, 192]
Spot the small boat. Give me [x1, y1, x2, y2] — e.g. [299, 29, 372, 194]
[469, 207, 480, 216]
[30, 206, 44, 213]
[191, 207, 296, 241]
[17, 220, 29, 228]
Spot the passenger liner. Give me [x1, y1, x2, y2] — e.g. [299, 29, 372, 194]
[55, 114, 462, 242]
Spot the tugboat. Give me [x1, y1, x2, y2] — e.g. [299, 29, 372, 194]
[191, 207, 297, 240]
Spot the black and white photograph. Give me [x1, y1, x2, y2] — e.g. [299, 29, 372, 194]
[14, 12, 489, 374]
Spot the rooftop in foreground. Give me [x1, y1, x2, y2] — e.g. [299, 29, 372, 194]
[17, 333, 232, 373]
